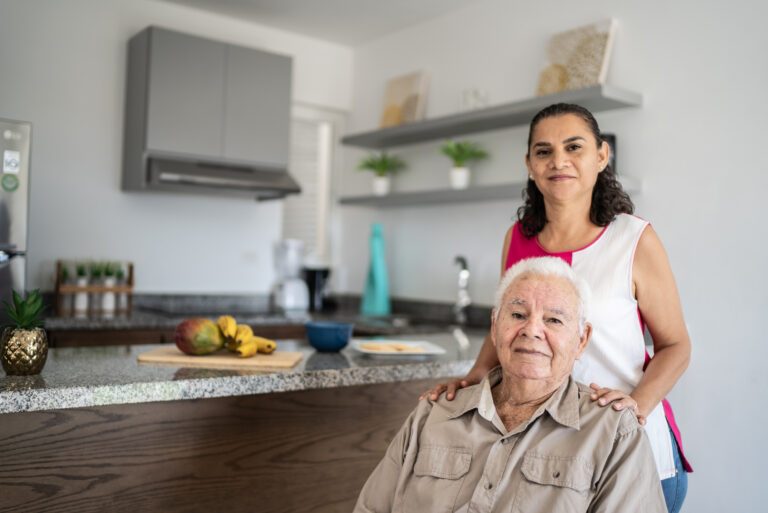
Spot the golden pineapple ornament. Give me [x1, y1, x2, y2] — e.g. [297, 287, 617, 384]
[1, 289, 48, 376]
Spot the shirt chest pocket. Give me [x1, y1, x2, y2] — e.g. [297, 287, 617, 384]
[402, 446, 471, 513]
[512, 452, 593, 513]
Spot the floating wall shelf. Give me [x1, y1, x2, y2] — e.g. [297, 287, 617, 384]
[341, 84, 642, 149]
[338, 175, 641, 208]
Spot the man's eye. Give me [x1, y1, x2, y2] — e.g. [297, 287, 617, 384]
[510, 312, 525, 320]
[547, 317, 563, 325]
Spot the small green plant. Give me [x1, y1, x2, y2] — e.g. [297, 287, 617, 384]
[104, 262, 118, 278]
[357, 152, 406, 177]
[440, 140, 488, 167]
[3, 289, 45, 329]
[60, 265, 70, 283]
[76, 263, 87, 278]
[89, 262, 104, 280]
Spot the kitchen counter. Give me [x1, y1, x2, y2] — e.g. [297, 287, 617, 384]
[0, 330, 484, 415]
[1, 330, 485, 513]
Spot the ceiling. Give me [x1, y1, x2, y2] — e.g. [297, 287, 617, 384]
[159, 0, 477, 46]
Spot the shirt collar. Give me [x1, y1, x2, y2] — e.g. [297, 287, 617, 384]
[543, 374, 581, 430]
[446, 367, 581, 430]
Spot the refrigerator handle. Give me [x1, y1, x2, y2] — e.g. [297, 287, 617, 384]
[0, 249, 25, 268]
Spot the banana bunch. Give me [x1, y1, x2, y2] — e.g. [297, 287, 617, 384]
[217, 315, 277, 358]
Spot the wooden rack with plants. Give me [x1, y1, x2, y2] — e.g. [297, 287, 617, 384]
[54, 261, 134, 317]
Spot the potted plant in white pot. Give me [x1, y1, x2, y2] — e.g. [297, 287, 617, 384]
[101, 262, 117, 319]
[58, 264, 73, 316]
[440, 140, 488, 189]
[358, 152, 406, 196]
[89, 262, 104, 317]
[73, 262, 89, 318]
[115, 264, 128, 316]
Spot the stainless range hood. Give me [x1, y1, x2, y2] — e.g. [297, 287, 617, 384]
[146, 156, 300, 200]
[122, 26, 300, 201]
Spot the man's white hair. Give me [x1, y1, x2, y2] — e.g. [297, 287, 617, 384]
[493, 257, 591, 335]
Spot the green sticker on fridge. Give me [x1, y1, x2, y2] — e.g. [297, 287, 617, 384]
[1, 174, 19, 192]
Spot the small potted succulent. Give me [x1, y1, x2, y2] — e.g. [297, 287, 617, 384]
[440, 140, 488, 189]
[358, 152, 406, 196]
[115, 265, 128, 315]
[1, 289, 47, 375]
[89, 262, 104, 317]
[58, 265, 72, 316]
[74, 262, 89, 318]
[101, 262, 118, 318]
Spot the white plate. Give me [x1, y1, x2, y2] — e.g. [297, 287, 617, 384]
[351, 339, 447, 356]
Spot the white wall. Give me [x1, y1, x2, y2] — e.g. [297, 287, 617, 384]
[0, 0, 353, 293]
[339, 0, 768, 511]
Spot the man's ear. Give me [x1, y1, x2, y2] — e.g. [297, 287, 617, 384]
[576, 322, 592, 358]
[490, 310, 499, 348]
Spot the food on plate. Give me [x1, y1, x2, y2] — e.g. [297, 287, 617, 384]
[359, 342, 426, 353]
[175, 318, 224, 355]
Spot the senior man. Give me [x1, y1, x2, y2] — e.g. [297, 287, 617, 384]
[354, 257, 666, 513]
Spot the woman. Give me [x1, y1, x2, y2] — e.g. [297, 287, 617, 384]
[425, 103, 691, 513]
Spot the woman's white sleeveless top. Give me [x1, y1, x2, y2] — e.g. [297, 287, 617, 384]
[569, 214, 675, 479]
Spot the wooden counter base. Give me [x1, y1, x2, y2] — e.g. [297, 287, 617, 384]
[0, 378, 441, 513]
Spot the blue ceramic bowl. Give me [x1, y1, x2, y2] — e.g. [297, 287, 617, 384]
[305, 321, 354, 352]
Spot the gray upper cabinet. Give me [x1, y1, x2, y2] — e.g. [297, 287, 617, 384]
[224, 45, 291, 167]
[123, 26, 299, 200]
[145, 29, 226, 158]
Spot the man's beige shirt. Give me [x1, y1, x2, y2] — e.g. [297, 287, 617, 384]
[354, 368, 666, 513]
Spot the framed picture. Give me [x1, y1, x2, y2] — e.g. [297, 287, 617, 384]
[536, 19, 617, 96]
[379, 71, 429, 128]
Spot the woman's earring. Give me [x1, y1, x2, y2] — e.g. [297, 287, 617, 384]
[528, 174, 533, 180]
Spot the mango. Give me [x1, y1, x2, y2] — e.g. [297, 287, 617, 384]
[174, 318, 224, 355]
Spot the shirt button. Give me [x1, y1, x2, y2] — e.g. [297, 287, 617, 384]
[485, 482, 493, 490]
[553, 471, 561, 478]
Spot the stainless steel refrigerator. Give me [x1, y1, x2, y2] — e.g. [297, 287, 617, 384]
[0, 118, 31, 316]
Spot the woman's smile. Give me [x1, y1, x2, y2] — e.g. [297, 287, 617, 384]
[548, 174, 576, 182]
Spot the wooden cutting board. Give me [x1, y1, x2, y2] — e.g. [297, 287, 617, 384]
[137, 345, 303, 370]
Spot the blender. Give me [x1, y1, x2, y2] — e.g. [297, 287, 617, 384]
[273, 239, 309, 313]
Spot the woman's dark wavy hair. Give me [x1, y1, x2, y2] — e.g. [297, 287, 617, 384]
[516, 103, 634, 238]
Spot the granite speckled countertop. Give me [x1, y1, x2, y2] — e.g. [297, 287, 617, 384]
[0, 331, 485, 415]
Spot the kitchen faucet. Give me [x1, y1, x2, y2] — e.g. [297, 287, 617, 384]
[453, 256, 472, 326]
